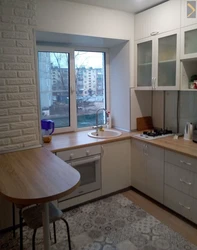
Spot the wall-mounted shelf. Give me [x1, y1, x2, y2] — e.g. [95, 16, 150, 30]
[181, 60, 197, 90]
[138, 62, 152, 66]
[158, 60, 176, 64]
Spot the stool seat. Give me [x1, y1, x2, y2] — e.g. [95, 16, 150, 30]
[23, 203, 63, 230]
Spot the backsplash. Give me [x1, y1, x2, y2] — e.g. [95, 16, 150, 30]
[165, 91, 197, 133]
[0, 0, 40, 153]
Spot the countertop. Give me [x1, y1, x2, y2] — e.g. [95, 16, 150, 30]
[44, 129, 197, 159]
[131, 132, 197, 159]
[0, 147, 80, 205]
[43, 129, 131, 153]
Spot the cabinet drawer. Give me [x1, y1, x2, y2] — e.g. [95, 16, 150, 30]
[57, 145, 101, 161]
[165, 162, 194, 197]
[164, 185, 196, 223]
[165, 150, 197, 173]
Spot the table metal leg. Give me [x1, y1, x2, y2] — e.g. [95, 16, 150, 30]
[42, 203, 51, 250]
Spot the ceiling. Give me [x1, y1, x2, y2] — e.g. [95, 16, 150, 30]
[36, 31, 128, 48]
[63, 0, 168, 13]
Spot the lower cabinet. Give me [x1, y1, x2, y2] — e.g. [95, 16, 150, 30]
[164, 150, 197, 223]
[101, 140, 131, 196]
[131, 139, 164, 204]
[164, 185, 197, 223]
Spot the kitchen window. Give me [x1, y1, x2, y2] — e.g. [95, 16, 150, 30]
[37, 46, 108, 133]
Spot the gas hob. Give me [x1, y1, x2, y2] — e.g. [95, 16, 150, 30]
[134, 129, 173, 140]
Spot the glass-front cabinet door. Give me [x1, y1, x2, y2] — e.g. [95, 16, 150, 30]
[135, 38, 153, 90]
[155, 30, 180, 90]
[181, 24, 197, 59]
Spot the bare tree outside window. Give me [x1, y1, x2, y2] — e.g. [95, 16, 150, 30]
[38, 50, 106, 129]
[75, 51, 106, 128]
[38, 52, 70, 128]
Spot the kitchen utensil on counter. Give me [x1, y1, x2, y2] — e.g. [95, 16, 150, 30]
[136, 116, 153, 131]
[41, 119, 55, 143]
[184, 122, 193, 141]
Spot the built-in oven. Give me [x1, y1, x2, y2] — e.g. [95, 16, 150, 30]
[56, 145, 101, 201]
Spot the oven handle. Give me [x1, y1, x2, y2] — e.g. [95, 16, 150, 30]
[70, 155, 101, 167]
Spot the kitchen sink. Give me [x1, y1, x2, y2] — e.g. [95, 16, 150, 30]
[88, 129, 122, 139]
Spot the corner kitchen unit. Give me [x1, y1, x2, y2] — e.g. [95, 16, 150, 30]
[42, 128, 197, 227]
[2, 0, 197, 249]
[44, 130, 132, 210]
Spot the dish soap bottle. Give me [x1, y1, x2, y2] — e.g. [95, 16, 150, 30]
[107, 111, 111, 129]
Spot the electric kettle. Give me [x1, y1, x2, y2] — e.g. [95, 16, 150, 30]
[184, 122, 193, 140]
[41, 119, 55, 143]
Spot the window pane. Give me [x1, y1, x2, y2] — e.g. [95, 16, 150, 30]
[38, 52, 70, 128]
[75, 51, 106, 128]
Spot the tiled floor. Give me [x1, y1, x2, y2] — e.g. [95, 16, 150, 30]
[124, 190, 197, 246]
[1, 193, 197, 250]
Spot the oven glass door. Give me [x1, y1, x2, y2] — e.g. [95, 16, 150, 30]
[59, 155, 101, 201]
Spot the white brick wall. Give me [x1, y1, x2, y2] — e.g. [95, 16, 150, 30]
[0, 0, 40, 153]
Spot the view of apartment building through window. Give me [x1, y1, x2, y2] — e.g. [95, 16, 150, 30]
[38, 48, 106, 131]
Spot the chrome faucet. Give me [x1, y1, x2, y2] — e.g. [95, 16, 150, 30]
[94, 108, 107, 136]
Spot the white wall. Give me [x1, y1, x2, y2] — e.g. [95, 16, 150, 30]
[37, 0, 138, 131]
[152, 91, 164, 129]
[130, 90, 152, 130]
[37, 0, 134, 40]
[165, 91, 197, 133]
[110, 42, 131, 131]
[0, 0, 40, 153]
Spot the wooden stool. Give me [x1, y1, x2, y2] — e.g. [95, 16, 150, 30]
[22, 202, 72, 250]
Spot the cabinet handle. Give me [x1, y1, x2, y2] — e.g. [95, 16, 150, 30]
[180, 178, 192, 186]
[180, 160, 191, 166]
[78, 190, 84, 194]
[143, 144, 148, 156]
[152, 77, 156, 89]
[179, 202, 191, 210]
[101, 146, 104, 157]
[150, 31, 159, 36]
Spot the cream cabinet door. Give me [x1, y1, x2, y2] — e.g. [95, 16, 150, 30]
[135, 10, 152, 40]
[135, 37, 155, 90]
[101, 140, 131, 196]
[154, 30, 180, 90]
[135, 0, 180, 40]
[181, 24, 197, 59]
[150, 0, 181, 35]
[164, 185, 195, 222]
[131, 140, 164, 204]
[0, 197, 17, 231]
[131, 139, 147, 193]
[146, 144, 164, 203]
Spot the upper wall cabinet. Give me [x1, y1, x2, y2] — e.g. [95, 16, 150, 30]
[155, 30, 180, 90]
[135, 0, 181, 41]
[135, 10, 151, 41]
[135, 30, 180, 90]
[181, 24, 197, 59]
[135, 37, 154, 90]
[181, 0, 197, 27]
